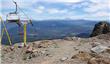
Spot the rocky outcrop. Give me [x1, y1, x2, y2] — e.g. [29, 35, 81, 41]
[95, 33, 110, 40]
[90, 21, 110, 37]
[88, 57, 110, 64]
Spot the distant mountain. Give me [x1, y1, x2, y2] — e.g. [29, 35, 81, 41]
[1, 20, 97, 45]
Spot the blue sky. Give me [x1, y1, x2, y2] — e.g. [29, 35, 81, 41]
[1, 0, 110, 20]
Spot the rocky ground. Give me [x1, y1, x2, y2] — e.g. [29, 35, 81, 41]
[1, 33, 110, 64]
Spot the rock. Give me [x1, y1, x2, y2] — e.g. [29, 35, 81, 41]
[3, 46, 15, 52]
[41, 50, 46, 54]
[64, 37, 79, 41]
[91, 45, 108, 53]
[73, 46, 79, 51]
[60, 57, 68, 61]
[25, 46, 33, 53]
[23, 48, 50, 60]
[88, 57, 110, 64]
[32, 49, 38, 53]
[90, 21, 110, 37]
[78, 38, 81, 41]
[38, 40, 53, 48]
[64, 37, 74, 41]
[106, 48, 110, 53]
[71, 51, 92, 61]
[95, 33, 110, 40]
[0, 45, 1, 51]
[91, 42, 101, 47]
[18, 43, 25, 48]
[10, 46, 15, 51]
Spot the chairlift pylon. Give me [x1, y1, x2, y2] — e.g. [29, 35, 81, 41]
[4, 0, 37, 46]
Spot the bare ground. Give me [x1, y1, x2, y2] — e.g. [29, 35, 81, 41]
[1, 34, 110, 64]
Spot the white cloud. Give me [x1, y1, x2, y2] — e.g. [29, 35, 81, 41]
[69, 15, 85, 20]
[35, 9, 43, 14]
[47, 9, 59, 14]
[82, 0, 110, 21]
[67, 10, 110, 20]
[10, 0, 83, 3]
[84, 0, 110, 13]
[0, 0, 2, 16]
[94, 12, 110, 17]
[90, 0, 109, 3]
[47, 8, 68, 14]
[34, 6, 68, 14]
[34, 6, 45, 14]
[1, 0, 110, 20]
[38, 6, 45, 10]
[2, 0, 37, 9]
[83, 11, 110, 20]
[40, 0, 83, 3]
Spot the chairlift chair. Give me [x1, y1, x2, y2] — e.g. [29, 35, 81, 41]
[6, 1, 21, 26]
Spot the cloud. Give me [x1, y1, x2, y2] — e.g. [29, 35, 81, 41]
[34, 6, 45, 14]
[39, 0, 83, 3]
[94, 12, 110, 17]
[1, 0, 110, 20]
[84, 3, 109, 13]
[82, 11, 110, 20]
[90, 12, 110, 20]
[33, 5, 68, 14]
[2, 0, 38, 10]
[84, 0, 110, 13]
[47, 8, 68, 14]
[90, 0, 109, 3]
[0, 0, 2, 16]
[81, 0, 110, 21]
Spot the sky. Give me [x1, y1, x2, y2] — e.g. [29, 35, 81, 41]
[1, 0, 110, 21]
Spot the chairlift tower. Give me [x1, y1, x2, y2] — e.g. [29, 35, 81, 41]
[1, 1, 34, 46]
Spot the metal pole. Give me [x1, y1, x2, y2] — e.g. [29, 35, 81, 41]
[0, 29, 5, 43]
[0, 16, 12, 45]
[23, 23, 27, 46]
[13, 1, 17, 14]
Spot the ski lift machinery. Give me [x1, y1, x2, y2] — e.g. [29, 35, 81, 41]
[1, 0, 36, 46]
[6, 1, 21, 26]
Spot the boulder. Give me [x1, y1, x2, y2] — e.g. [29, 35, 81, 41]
[38, 40, 53, 48]
[60, 57, 68, 61]
[95, 33, 110, 40]
[71, 51, 92, 61]
[90, 21, 110, 37]
[88, 57, 110, 64]
[91, 45, 108, 53]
